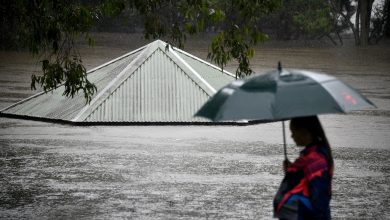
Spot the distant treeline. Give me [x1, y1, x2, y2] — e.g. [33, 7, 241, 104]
[0, 0, 389, 103]
[1, 0, 389, 50]
[85, 0, 390, 46]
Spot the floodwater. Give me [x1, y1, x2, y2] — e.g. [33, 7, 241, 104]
[0, 33, 390, 219]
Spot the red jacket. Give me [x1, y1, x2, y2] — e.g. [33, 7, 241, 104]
[274, 144, 333, 220]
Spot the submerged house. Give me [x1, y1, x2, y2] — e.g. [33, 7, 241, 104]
[0, 40, 236, 124]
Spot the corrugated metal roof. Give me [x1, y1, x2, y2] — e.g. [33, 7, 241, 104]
[173, 48, 236, 90]
[1, 40, 235, 124]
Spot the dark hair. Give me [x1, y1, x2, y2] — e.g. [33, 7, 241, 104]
[290, 116, 334, 169]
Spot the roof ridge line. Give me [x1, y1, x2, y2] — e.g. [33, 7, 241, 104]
[169, 45, 217, 94]
[87, 45, 147, 74]
[0, 44, 149, 114]
[173, 47, 236, 78]
[71, 41, 160, 122]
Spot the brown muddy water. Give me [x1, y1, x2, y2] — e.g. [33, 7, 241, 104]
[0, 33, 390, 219]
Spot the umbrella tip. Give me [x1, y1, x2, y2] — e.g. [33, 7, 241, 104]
[278, 61, 282, 73]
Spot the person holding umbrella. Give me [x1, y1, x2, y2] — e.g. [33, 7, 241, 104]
[273, 116, 333, 220]
[195, 63, 375, 219]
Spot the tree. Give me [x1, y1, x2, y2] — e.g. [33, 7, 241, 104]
[369, 0, 390, 43]
[359, 0, 375, 46]
[262, 0, 348, 45]
[281, 0, 383, 46]
[0, 0, 281, 102]
[386, 0, 390, 37]
[331, 0, 374, 46]
[205, 0, 281, 78]
[291, 0, 334, 41]
[329, 0, 358, 44]
[1, 0, 104, 103]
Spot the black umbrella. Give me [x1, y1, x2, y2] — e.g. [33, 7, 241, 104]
[195, 63, 376, 159]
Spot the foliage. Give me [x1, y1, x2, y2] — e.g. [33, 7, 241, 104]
[330, 0, 389, 46]
[125, 0, 281, 78]
[2, 1, 124, 102]
[292, 0, 333, 37]
[265, 0, 345, 43]
[207, 0, 281, 78]
[0, 0, 21, 50]
[369, 0, 390, 43]
[1, 0, 282, 102]
[3, 0, 103, 103]
[2, 0, 389, 103]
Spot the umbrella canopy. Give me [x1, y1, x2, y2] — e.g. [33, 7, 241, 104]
[195, 67, 375, 122]
[195, 65, 376, 159]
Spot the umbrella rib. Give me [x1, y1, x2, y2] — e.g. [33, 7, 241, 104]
[316, 78, 346, 112]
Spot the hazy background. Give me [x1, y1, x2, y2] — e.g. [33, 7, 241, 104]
[1, 34, 390, 219]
